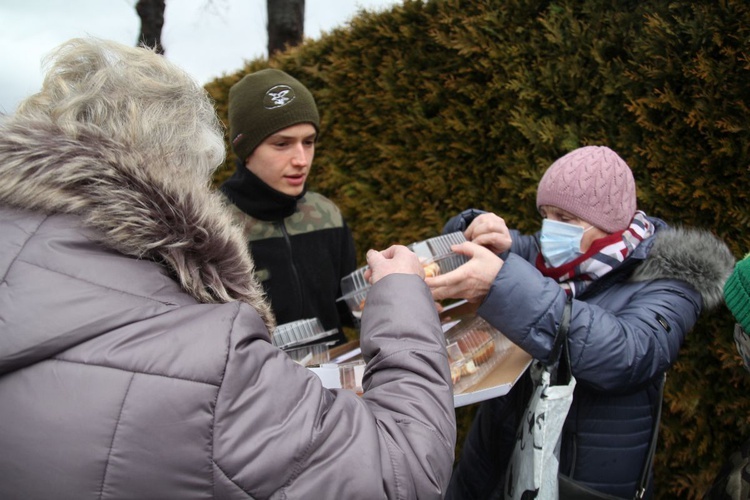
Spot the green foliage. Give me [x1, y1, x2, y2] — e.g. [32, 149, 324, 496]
[206, 0, 750, 496]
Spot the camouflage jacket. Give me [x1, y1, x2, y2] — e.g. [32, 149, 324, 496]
[225, 191, 357, 338]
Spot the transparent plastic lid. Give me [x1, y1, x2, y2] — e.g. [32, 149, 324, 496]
[284, 343, 332, 367]
[340, 265, 369, 298]
[408, 231, 469, 276]
[338, 359, 366, 395]
[337, 231, 470, 316]
[272, 318, 339, 350]
[337, 265, 370, 318]
[444, 315, 514, 394]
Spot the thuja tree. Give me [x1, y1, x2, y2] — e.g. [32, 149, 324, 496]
[206, 0, 750, 496]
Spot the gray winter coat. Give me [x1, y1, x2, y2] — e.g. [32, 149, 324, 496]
[445, 210, 734, 498]
[0, 122, 456, 499]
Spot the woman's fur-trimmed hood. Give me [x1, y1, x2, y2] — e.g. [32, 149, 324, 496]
[631, 225, 735, 311]
[0, 120, 275, 330]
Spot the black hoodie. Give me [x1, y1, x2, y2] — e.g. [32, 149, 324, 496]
[221, 163, 357, 342]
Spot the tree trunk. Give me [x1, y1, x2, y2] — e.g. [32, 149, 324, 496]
[267, 0, 305, 56]
[136, 0, 166, 55]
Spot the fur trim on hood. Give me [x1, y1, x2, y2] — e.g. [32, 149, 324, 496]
[631, 226, 735, 311]
[0, 120, 275, 330]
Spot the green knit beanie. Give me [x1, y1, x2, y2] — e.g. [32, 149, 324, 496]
[724, 252, 750, 333]
[228, 69, 320, 162]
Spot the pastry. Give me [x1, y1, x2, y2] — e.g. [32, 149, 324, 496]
[450, 364, 462, 385]
[458, 329, 495, 365]
[423, 261, 441, 278]
[460, 360, 478, 376]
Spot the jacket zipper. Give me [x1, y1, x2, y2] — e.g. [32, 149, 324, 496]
[278, 221, 309, 317]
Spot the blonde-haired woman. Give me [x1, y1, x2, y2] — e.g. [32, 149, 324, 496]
[0, 38, 455, 499]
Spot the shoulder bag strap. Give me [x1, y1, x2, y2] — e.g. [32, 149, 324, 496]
[634, 372, 666, 499]
[549, 299, 572, 386]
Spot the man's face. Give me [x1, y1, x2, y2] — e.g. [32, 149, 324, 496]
[245, 123, 316, 196]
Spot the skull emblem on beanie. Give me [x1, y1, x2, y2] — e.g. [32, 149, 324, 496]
[264, 85, 296, 109]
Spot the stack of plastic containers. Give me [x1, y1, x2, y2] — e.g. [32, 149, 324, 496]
[272, 318, 340, 367]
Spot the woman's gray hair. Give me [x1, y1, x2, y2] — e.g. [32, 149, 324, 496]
[14, 37, 225, 181]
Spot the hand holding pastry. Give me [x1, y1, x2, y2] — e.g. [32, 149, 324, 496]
[365, 245, 425, 284]
[425, 241, 503, 303]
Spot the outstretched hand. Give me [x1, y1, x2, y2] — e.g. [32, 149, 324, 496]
[425, 241, 503, 303]
[464, 212, 513, 255]
[365, 245, 425, 284]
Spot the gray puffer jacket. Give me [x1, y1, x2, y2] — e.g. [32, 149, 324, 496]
[0, 122, 456, 499]
[444, 209, 734, 499]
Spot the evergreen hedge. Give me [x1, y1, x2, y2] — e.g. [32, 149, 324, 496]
[205, 0, 750, 497]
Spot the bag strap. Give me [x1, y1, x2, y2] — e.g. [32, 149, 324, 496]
[634, 372, 666, 499]
[550, 297, 664, 500]
[549, 299, 572, 386]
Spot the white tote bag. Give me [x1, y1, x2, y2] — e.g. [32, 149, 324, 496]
[505, 301, 575, 500]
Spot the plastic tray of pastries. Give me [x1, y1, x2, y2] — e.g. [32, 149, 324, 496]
[337, 231, 469, 316]
[444, 315, 514, 395]
[306, 323, 529, 407]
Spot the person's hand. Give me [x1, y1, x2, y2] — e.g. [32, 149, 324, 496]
[365, 245, 424, 284]
[426, 241, 503, 303]
[464, 213, 512, 255]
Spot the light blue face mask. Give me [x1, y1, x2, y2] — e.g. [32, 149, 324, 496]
[539, 219, 592, 267]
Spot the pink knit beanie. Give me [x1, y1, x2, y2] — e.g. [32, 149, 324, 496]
[536, 146, 637, 233]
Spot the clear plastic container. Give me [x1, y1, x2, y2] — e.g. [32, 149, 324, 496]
[338, 359, 366, 395]
[337, 266, 370, 318]
[337, 231, 469, 316]
[284, 343, 332, 367]
[272, 318, 339, 350]
[444, 315, 514, 395]
[408, 231, 469, 277]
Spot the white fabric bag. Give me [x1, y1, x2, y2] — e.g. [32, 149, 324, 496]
[505, 301, 575, 500]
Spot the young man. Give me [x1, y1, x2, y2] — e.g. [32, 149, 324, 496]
[220, 69, 356, 343]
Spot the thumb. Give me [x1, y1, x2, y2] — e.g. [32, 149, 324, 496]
[452, 241, 477, 258]
[366, 248, 384, 267]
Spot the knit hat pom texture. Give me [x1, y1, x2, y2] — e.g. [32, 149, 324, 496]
[536, 145, 637, 233]
[725, 253, 750, 334]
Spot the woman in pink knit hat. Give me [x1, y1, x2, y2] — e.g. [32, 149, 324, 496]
[429, 146, 734, 499]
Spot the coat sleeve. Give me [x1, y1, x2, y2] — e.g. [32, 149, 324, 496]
[212, 274, 455, 499]
[478, 253, 700, 392]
